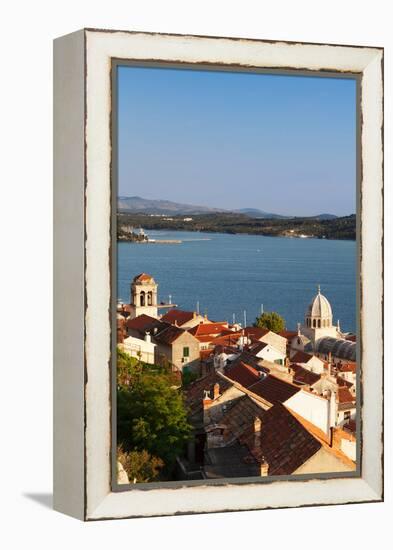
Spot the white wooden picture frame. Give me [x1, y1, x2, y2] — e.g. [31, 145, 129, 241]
[53, 28, 383, 521]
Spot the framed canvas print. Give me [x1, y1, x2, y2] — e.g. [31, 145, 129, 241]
[53, 29, 384, 520]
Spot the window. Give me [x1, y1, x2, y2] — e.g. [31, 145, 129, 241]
[344, 411, 351, 421]
[183, 347, 190, 358]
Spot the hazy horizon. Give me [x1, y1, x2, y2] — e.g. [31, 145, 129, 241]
[117, 194, 355, 218]
[118, 66, 357, 217]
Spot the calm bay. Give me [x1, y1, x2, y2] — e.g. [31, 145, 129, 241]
[118, 230, 356, 334]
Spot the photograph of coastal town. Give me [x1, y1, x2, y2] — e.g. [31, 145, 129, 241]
[115, 65, 357, 485]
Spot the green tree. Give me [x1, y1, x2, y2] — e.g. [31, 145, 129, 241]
[117, 446, 164, 483]
[117, 348, 141, 388]
[117, 372, 191, 470]
[254, 311, 285, 333]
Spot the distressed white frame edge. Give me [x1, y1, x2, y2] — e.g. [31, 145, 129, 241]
[53, 29, 383, 521]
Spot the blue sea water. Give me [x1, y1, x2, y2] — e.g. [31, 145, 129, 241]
[117, 230, 357, 333]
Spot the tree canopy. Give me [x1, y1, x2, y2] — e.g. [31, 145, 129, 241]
[117, 348, 191, 474]
[254, 311, 285, 333]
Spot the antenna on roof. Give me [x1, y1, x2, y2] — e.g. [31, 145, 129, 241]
[232, 313, 236, 325]
[260, 303, 264, 315]
[168, 294, 172, 304]
[196, 301, 200, 314]
[243, 310, 247, 328]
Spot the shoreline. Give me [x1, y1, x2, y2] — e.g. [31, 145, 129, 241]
[117, 229, 356, 243]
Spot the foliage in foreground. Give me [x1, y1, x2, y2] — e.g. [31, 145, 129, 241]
[117, 446, 164, 483]
[254, 311, 286, 333]
[117, 348, 191, 473]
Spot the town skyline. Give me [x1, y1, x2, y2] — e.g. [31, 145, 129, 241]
[116, 271, 357, 484]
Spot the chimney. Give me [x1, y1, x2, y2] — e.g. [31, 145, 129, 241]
[144, 331, 151, 343]
[254, 417, 262, 448]
[203, 389, 212, 409]
[213, 382, 220, 400]
[260, 458, 269, 477]
[193, 311, 196, 319]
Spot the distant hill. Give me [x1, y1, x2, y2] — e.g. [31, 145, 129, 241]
[118, 196, 225, 215]
[118, 196, 339, 220]
[235, 208, 288, 219]
[306, 213, 338, 220]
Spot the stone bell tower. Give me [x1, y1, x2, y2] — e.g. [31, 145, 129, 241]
[129, 273, 158, 320]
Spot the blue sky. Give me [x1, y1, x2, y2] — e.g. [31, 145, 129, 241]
[118, 65, 356, 217]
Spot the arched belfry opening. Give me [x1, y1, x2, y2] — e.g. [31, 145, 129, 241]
[129, 273, 159, 320]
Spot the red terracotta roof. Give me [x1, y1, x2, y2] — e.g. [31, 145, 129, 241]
[189, 322, 229, 337]
[291, 350, 314, 364]
[291, 364, 321, 386]
[248, 375, 300, 404]
[212, 333, 242, 346]
[153, 323, 187, 345]
[195, 335, 216, 343]
[161, 309, 196, 326]
[134, 272, 155, 282]
[239, 403, 322, 475]
[279, 330, 297, 340]
[336, 376, 353, 388]
[339, 362, 357, 373]
[337, 387, 355, 404]
[126, 314, 158, 331]
[232, 351, 269, 372]
[244, 327, 270, 340]
[225, 361, 261, 388]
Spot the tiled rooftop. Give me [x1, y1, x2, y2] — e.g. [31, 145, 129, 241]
[337, 386, 355, 405]
[161, 309, 196, 326]
[189, 322, 229, 337]
[185, 372, 233, 420]
[248, 375, 300, 404]
[225, 361, 261, 388]
[126, 314, 158, 331]
[240, 404, 322, 475]
[291, 364, 321, 386]
[291, 350, 314, 364]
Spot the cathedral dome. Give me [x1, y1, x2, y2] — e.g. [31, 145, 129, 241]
[304, 285, 333, 329]
[307, 287, 333, 319]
